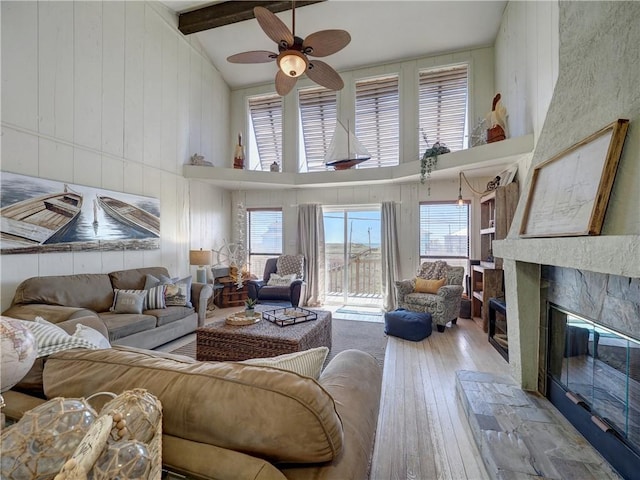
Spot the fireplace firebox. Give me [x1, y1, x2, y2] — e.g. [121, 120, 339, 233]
[546, 303, 640, 479]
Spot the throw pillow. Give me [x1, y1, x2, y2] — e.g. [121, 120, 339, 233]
[417, 260, 448, 280]
[112, 286, 166, 310]
[164, 276, 193, 307]
[276, 254, 304, 279]
[145, 284, 167, 310]
[110, 289, 146, 314]
[267, 273, 297, 287]
[19, 319, 99, 358]
[240, 347, 329, 379]
[146, 274, 192, 308]
[34, 316, 68, 336]
[144, 273, 178, 290]
[74, 324, 111, 349]
[414, 277, 446, 294]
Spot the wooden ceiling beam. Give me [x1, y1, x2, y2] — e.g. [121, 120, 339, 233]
[178, 1, 325, 35]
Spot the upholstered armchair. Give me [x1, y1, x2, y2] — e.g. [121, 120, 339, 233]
[395, 261, 465, 332]
[247, 255, 306, 307]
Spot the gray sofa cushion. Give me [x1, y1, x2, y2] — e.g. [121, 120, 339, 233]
[11, 274, 114, 313]
[109, 267, 170, 290]
[148, 306, 195, 327]
[98, 313, 157, 341]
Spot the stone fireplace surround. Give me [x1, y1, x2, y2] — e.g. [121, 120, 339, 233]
[486, 3, 639, 476]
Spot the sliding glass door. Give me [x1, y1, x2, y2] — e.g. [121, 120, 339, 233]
[323, 206, 382, 307]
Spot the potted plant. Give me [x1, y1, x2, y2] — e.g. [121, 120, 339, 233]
[244, 298, 258, 317]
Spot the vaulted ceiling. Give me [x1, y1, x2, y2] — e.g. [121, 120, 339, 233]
[161, 1, 508, 90]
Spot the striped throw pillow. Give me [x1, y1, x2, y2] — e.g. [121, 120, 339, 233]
[240, 346, 329, 379]
[20, 318, 100, 358]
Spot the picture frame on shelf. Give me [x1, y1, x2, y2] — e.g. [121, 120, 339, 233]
[520, 119, 629, 238]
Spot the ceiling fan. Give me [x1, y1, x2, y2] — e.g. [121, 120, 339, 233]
[226, 3, 351, 96]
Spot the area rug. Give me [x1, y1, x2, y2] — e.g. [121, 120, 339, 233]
[333, 307, 384, 323]
[170, 319, 387, 370]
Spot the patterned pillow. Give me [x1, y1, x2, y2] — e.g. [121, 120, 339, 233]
[164, 276, 193, 307]
[417, 261, 448, 280]
[240, 347, 329, 379]
[146, 274, 192, 308]
[267, 273, 297, 286]
[19, 319, 100, 358]
[110, 289, 146, 314]
[276, 255, 305, 279]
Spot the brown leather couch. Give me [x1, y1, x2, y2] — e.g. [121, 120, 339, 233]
[2, 267, 213, 350]
[4, 342, 382, 480]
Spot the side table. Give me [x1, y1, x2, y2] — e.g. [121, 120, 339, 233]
[214, 279, 248, 308]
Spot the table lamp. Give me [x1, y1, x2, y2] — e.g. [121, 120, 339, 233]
[190, 249, 212, 284]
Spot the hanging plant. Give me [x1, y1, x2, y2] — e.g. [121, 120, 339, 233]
[420, 141, 450, 194]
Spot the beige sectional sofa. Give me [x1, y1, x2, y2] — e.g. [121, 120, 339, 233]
[2, 267, 212, 350]
[4, 343, 382, 479]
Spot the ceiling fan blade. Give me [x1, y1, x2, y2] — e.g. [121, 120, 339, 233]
[227, 50, 277, 64]
[254, 6, 294, 47]
[303, 30, 351, 57]
[307, 60, 344, 91]
[275, 70, 298, 96]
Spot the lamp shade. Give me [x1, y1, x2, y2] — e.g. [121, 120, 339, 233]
[277, 50, 308, 78]
[189, 249, 212, 266]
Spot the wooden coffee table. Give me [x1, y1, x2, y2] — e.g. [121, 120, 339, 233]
[196, 307, 332, 361]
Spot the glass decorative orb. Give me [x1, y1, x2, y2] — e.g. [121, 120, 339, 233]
[1, 397, 97, 479]
[90, 440, 151, 479]
[100, 389, 161, 444]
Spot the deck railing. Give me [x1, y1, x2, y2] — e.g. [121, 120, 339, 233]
[326, 248, 382, 297]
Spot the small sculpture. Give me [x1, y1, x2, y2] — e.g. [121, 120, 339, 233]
[486, 93, 508, 143]
[189, 153, 213, 166]
[486, 176, 501, 191]
[233, 134, 245, 169]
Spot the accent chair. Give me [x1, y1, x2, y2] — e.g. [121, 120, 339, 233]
[247, 255, 306, 307]
[394, 261, 465, 332]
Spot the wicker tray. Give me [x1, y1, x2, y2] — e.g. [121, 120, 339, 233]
[226, 312, 261, 326]
[262, 307, 317, 327]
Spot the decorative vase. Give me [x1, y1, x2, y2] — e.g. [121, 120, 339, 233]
[245, 308, 255, 317]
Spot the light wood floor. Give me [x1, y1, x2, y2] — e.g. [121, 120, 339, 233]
[157, 311, 512, 479]
[370, 317, 512, 480]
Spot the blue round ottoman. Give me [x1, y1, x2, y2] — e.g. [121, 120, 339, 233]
[384, 309, 432, 341]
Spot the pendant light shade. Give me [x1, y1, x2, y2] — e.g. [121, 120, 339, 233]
[277, 50, 308, 78]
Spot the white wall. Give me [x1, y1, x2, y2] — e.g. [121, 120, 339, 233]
[0, 1, 231, 310]
[494, 0, 559, 187]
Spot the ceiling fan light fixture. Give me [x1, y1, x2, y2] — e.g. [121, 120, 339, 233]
[277, 50, 308, 78]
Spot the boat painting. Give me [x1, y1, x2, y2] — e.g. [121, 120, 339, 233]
[97, 196, 160, 237]
[1, 172, 160, 255]
[0, 186, 83, 249]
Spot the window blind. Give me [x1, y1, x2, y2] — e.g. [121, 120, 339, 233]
[418, 65, 468, 153]
[299, 87, 337, 172]
[419, 202, 469, 258]
[355, 75, 399, 169]
[247, 208, 283, 255]
[248, 94, 283, 171]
